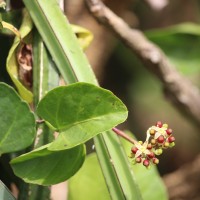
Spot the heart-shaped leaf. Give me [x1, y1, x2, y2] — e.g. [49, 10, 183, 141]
[37, 82, 128, 151]
[0, 83, 36, 155]
[10, 144, 85, 186]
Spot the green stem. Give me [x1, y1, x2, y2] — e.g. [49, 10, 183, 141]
[28, 31, 59, 200]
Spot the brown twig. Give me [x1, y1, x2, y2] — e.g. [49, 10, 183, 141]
[85, 0, 200, 126]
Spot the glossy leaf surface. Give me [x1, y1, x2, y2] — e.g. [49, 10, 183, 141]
[11, 144, 85, 186]
[0, 83, 36, 155]
[37, 82, 128, 150]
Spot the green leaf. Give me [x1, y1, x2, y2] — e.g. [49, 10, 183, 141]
[37, 82, 128, 150]
[0, 180, 16, 200]
[72, 25, 93, 50]
[146, 23, 200, 76]
[0, 83, 36, 155]
[10, 144, 85, 186]
[68, 153, 111, 200]
[120, 131, 168, 200]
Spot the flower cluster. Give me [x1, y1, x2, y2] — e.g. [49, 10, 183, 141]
[130, 121, 175, 168]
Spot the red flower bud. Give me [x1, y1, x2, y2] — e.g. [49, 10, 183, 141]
[131, 147, 138, 154]
[168, 136, 175, 143]
[157, 135, 165, 143]
[156, 121, 162, 128]
[143, 159, 150, 167]
[147, 152, 155, 159]
[166, 128, 172, 135]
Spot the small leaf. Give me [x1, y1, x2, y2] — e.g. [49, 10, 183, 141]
[37, 82, 128, 150]
[68, 153, 111, 200]
[10, 144, 85, 186]
[72, 25, 93, 50]
[0, 83, 36, 155]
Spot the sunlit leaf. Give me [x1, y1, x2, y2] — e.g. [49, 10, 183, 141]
[11, 144, 85, 186]
[37, 82, 128, 151]
[0, 83, 36, 155]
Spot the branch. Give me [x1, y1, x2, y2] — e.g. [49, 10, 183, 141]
[85, 0, 200, 126]
[163, 155, 200, 199]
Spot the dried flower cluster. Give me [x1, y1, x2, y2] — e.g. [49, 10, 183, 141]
[130, 121, 175, 168]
